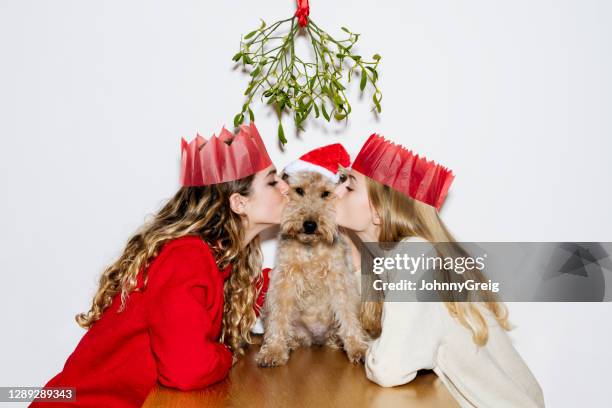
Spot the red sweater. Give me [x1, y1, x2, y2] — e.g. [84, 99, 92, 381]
[30, 235, 271, 408]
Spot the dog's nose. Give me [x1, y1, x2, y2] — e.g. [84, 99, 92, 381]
[303, 220, 317, 234]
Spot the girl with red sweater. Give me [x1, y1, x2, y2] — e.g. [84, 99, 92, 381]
[30, 123, 288, 407]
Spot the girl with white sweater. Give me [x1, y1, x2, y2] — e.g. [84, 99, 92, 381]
[333, 133, 545, 408]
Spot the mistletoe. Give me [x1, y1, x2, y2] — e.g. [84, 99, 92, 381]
[232, 0, 382, 144]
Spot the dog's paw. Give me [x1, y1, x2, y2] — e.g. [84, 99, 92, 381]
[344, 338, 368, 364]
[255, 346, 289, 368]
[324, 335, 341, 349]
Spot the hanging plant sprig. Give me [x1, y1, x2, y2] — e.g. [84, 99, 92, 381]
[232, 0, 382, 144]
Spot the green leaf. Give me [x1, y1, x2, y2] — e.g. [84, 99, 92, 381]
[298, 122, 306, 131]
[331, 77, 345, 90]
[350, 55, 362, 62]
[308, 76, 316, 89]
[360, 70, 367, 91]
[373, 93, 381, 113]
[305, 100, 313, 115]
[322, 85, 331, 98]
[372, 53, 381, 61]
[248, 107, 255, 122]
[334, 111, 347, 121]
[296, 113, 306, 131]
[232, 52, 243, 62]
[366, 66, 378, 82]
[233, 113, 244, 127]
[250, 66, 261, 77]
[321, 103, 331, 122]
[278, 121, 287, 144]
[259, 19, 266, 30]
[244, 30, 258, 40]
[313, 102, 320, 118]
[341, 27, 351, 34]
[333, 93, 344, 106]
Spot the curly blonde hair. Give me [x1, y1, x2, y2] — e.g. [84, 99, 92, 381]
[75, 175, 262, 355]
[361, 178, 512, 346]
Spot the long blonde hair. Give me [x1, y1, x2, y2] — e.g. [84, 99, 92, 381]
[75, 176, 262, 355]
[361, 178, 512, 346]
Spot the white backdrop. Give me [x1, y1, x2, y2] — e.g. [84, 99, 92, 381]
[1, 1, 611, 407]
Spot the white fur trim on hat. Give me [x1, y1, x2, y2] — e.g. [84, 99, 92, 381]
[283, 159, 341, 183]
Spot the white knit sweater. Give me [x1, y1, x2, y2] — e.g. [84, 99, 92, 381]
[364, 236, 545, 408]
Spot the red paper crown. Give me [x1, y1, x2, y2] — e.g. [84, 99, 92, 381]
[180, 122, 273, 186]
[351, 133, 455, 210]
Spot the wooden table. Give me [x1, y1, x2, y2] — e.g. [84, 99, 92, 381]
[142, 336, 458, 408]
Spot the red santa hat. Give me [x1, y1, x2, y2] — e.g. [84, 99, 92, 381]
[283, 143, 351, 183]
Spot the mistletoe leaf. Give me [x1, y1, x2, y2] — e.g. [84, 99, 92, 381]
[308, 76, 316, 89]
[373, 93, 381, 113]
[360, 71, 367, 91]
[331, 77, 345, 90]
[313, 102, 320, 118]
[278, 121, 287, 144]
[234, 113, 244, 127]
[241, 54, 253, 65]
[366, 66, 378, 82]
[321, 103, 331, 122]
[244, 30, 258, 40]
[248, 107, 255, 122]
[250, 66, 262, 77]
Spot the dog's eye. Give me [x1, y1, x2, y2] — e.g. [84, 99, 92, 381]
[321, 190, 330, 198]
[281, 172, 289, 181]
[295, 187, 305, 196]
[338, 173, 347, 183]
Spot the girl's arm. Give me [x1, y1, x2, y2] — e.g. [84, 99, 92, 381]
[146, 245, 233, 391]
[365, 300, 443, 387]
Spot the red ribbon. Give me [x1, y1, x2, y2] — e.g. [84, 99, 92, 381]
[295, 0, 310, 27]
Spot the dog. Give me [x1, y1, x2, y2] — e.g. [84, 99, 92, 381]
[255, 170, 368, 367]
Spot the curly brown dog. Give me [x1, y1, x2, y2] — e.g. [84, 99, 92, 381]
[255, 171, 368, 367]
